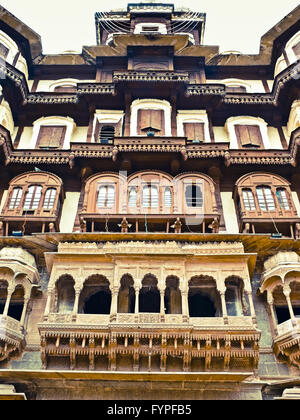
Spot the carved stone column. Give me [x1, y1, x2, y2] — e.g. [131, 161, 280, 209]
[72, 286, 82, 321]
[20, 293, 30, 329]
[181, 290, 189, 322]
[110, 287, 119, 322]
[43, 288, 54, 320]
[283, 284, 296, 326]
[134, 284, 141, 316]
[219, 290, 228, 324]
[3, 287, 14, 317]
[160, 289, 165, 317]
[267, 291, 278, 335]
[245, 290, 257, 326]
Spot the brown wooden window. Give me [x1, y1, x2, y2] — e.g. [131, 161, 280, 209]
[9, 187, 23, 210]
[0, 42, 9, 60]
[256, 186, 275, 211]
[99, 125, 115, 144]
[137, 109, 165, 135]
[242, 189, 255, 211]
[226, 86, 247, 93]
[37, 126, 67, 149]
[292, 41, 300, 59]
[54, 85, 77, 93]
[164, 187, 172, 207]
[183, 123, 205, 142]
[142, 184, 159, 208]
[43, 188, 57, 210]
[97, 185, 115, 208]
[235, 125, 263, 148]
[276, 188, 290, 210]
[23, 185, 42, 211]
[94, 120, 122, 143]
[185, 184, 203, 208]
[128, 187, 137, 208]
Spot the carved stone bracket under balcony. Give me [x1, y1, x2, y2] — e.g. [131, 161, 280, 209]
[0, 315, 24, 362]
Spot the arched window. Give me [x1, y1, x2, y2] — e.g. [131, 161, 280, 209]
[43, 188, 57, 210]
[256, 186, 275, 211]
[9, 187, 23, 210]
[185, 184, 203, 208]
[142, 185, 159, 208]
[276, 188, 290, 210]
[128, 187, 137, 208]
[164, 187, 172, 207]
[23, 185, 42, 211]
[97, 185, 115, 208]
[99, 125, 115, 144]
[242, 188, 255, 211]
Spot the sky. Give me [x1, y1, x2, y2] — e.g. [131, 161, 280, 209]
[0, 0, 299, 54]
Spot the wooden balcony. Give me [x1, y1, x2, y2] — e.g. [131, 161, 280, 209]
[38, 312, 260, 372]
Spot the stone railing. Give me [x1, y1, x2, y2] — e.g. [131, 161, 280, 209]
[0, 315, 24, 362]
[274, 318, 300, 368]
[113, 70, 189, 83]
[38, 312, 260, 372]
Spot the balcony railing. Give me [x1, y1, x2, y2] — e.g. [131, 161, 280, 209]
[274, 318, 300, 368]
[0, 315, 24, 361]
[39, 312, 260, 372]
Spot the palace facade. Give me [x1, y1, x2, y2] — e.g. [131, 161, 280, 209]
[0, 1, 299, 400]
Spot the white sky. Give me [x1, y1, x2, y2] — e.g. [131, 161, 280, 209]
[0, 0, 299, 54]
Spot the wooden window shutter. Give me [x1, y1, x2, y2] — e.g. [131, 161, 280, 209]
[184, 123, 205, 141]
[138, 109, 164, 134]
[37, 126, 67, 148]
[0, 43, 9, 60]
[292, 41, 300, 58]
[247, 125, 262, 146]
[235, 125, 262, 147]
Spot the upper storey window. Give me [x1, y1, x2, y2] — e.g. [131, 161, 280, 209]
[235, 173, 299, 236]
[183, 123, 205, 143]
[275, 31, 300, 76]
[292, 40, 300, 59]
[225, 117, 269, 150]
[0, 30, 28, 79]
[137, 109, 165, 136]
[93, 111, 124, 144]
[223, 79, 250, 93]
[234, 125, 263, 148]
[0, 172, 63, 235]
[97, 185, 115, 209]
[31, 117, 76, 150]
[37, 126, 67, 149]
[177, 111, 210, 143]
[50, 79, 78, 93]
[134, 23, 167, 35]
[131, 99, 171, 137]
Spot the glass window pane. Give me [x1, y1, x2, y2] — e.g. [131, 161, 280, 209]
[23, 185, 42, 210]
[9, 188, 23, 210]
[277, 188, 290, 210]
[164, 187, 172, 207]
[128, 188, 137, 207]
[43, 188, 57, 210]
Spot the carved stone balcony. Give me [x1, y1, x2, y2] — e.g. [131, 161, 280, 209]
[38, 313, 260, 373]
[0, 315, 24, 362]
[274, 318, 300, 368]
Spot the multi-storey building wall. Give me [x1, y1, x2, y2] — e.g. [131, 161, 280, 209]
[0, 2, 299, 400]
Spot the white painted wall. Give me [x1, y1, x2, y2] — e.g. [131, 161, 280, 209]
[220, 192, 239, 233]
[59, 192, 80, 233]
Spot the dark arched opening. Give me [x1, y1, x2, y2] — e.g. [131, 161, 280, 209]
[139, 274, 160, 313]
